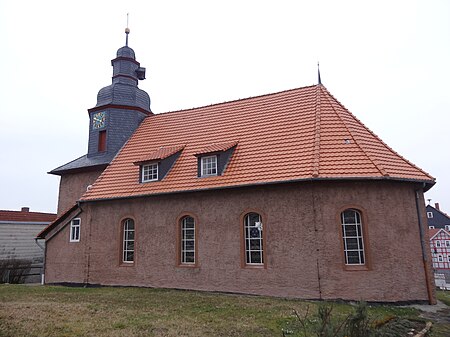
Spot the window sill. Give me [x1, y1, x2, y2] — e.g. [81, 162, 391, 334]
[242, 264, 266, 269]
[120, 262, 135, 267]
[177, 263, 199, 268]
[343, 264, 369, 271]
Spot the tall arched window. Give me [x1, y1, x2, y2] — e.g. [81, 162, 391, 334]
[244, 212, 264, 265]
[341, 209, 365, 265]
[122, 218, 135, 263]
[180, 216, 196, 264]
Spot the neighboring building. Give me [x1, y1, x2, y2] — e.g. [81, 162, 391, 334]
[0, 207, 56, 283]
[427, 203, 450, 289]
[426, 203, 450, 231]
[38, 31, 437, 304]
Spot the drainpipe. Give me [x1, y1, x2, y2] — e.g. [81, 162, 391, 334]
[34, 238, 45, 285]
[414, 186, 436, 304]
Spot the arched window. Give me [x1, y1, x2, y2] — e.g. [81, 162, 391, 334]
[341, 209, 365, 265]
[180, 216, 196, 264]
[244, 212, 264, 265]
[122, 218, 135, 263]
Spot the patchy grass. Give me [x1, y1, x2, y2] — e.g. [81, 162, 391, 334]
[0, 285, 431, 337]
[436, 290, 450, 307]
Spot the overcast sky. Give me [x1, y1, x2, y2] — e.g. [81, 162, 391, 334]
[0, 0, 449, 214]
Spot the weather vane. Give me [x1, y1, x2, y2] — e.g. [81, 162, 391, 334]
[125, 13, 130, 46]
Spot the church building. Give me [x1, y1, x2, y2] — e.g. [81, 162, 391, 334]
[39, 31, 437, 304]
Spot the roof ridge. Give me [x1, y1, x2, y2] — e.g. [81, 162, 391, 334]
[150, 84, 319, 116]
[319, 86, 388, 177]
[320, 86, 434, 181]
[312, 85, 321, 177]
[429, 228, 450, 240]
[427, 204, 450, 220]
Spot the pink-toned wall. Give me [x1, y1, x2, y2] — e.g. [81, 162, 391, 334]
[57, 170, 103, 215]
[45, 180, 435, 303]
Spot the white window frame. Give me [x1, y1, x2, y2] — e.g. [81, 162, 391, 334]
[445, 240, 450, 247]
[341, 209, 365, 265]
[445, 225, 450, 231]
[142, 163, 158, 182]
[429, 226, 435, 229]
[201, 155, 218, 177]
[244, 213, 264, 265]
[69, 218, 81, 242]
[437, 254, 444, 263]
[436, 240, 441, 247]
[427, 212, 433, 218]
[180, 216, 196, 264]
[122, 219, 135, 263]
[448, 255, 450, 263]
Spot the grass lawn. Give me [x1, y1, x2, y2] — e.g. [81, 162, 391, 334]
[0, 284, 442, 337]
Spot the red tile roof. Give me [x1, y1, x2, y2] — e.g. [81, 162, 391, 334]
[0, 209, 56, 223]
[134, 145, 185, 164]
[194, 141, 238, 156]
[82, 85, 435, 201]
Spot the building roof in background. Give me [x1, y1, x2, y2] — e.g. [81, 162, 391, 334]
[82, 84, 435, 202]
[0, 208, 56, 223]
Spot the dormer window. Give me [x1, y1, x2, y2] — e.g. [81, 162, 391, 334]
[142, 163, 158, 182]
[134, 145, 185, 184]
[194, 141, 237, 178]
[201, 155, 218, 177]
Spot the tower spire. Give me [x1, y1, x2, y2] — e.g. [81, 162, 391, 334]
[317, 62, 322, 85]
[125, 13, 130, 46]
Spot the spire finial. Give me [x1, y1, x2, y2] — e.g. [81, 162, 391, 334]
[125, 13, 130, 46]
[317, 62, 322, 85]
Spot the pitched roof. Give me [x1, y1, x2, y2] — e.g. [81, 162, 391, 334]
[81, 84, 435, 202]
[429, 228, 450, 240]
[134, 145, 185, 164]
[36, 204, 80, 239]
[0, 209, 56, 223]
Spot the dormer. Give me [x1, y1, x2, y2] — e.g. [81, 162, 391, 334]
[134, 145, 185, 183]
[194, 141, 237, 177]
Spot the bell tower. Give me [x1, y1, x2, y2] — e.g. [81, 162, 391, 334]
[50, 27, 151, 214]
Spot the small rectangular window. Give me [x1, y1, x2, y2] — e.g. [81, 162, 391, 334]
[201, 155, 218, 176]
[437, 254, 444, 262]
[445, 240, 450, 247]
[427, 212, 433, 218]
[445, 225, 450, 231]
[70, 218, 81, 242]
[98, 130, 107, 152]
[429, 226, 435, 229]
[142, 163, 158, 182]
[436, 240, 441, 247]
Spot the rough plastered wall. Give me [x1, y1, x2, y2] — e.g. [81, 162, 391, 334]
[44, 180, 434, 303]
[56, 170, 103, 215]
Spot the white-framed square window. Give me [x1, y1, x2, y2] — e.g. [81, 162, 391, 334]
[437, 254, 444, 262]
[201, 155, 218, 176]
[70, 218, 81, 242]
[445, 240, 450, 247]
[429, 226, 435, 229]
[445, 225, 450, 231]
[142, 163, 158, 182]
[436, 240, 441, 247]
[427, 212, 433, 218]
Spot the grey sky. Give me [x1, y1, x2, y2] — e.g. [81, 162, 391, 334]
[0, 0, 449, 213]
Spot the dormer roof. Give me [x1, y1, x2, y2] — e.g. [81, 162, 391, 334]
[81, 84, 435, 202]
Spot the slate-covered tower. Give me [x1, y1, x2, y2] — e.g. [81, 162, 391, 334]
[50, 30, 151, 214]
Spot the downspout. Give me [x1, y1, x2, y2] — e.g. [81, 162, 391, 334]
[77, 201, 90, 287]
[34, 238, 45, 285]
[414, 185, 436, 304]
